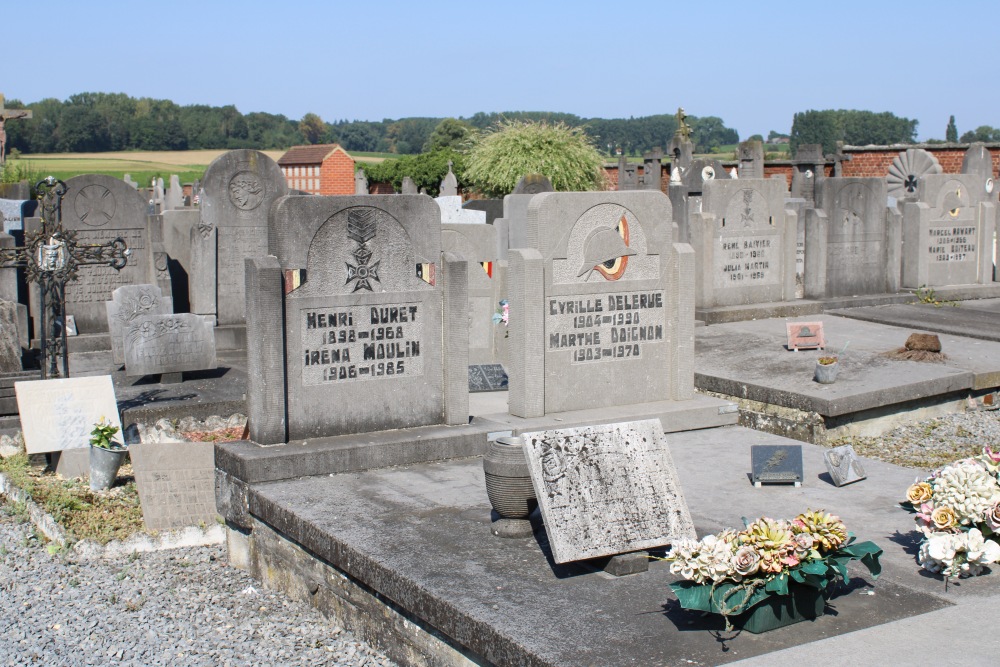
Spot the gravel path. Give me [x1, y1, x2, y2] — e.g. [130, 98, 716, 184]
[828, 408, 1000, 470]
[0, 505, 396, 667]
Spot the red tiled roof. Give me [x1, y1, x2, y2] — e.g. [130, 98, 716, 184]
[277, 144, 348, 166]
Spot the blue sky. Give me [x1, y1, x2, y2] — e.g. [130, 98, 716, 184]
[4, 0, 995, 142]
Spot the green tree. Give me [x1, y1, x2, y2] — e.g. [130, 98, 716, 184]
[462, 120, 607, 197]
[423, 118, 473, 152]
[946, 115, 958, 143]
[790, 109, 916, 154]
[359, 148, 464, 196]
[960, 126, 1000, 143]
[299, 113, 328, 144]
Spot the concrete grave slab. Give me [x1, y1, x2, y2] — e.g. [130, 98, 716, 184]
[521, 420, 695, 563]
[830, 301, 1000, 343]
[15, 375, 121, 454]
[130, 440, 217, 531]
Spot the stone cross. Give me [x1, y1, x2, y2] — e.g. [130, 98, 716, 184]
[0, 177, 130, 378]
[0, 94, 33, 165]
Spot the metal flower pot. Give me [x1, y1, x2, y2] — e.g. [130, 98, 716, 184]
[89, 445, 127, 491]
[483, 436, 537, 537]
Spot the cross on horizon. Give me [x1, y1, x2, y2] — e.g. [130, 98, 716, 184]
[0, 93, 33, 165]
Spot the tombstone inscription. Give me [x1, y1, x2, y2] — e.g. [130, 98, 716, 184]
[521, 419, 696, 564]
[105, 284, 174, 365]
[751, 444, 803, 487]
[123, 313, 216, 378]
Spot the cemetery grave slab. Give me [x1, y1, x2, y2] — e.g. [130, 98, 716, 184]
[829, 301, 1000, 344]
[233, 426, 962, 667]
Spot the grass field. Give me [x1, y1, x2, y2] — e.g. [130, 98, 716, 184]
[11, 149, 390, 184]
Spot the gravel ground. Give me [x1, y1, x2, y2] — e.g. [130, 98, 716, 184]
[0, 505, 396, 667]
[828, 407, 1000, 470]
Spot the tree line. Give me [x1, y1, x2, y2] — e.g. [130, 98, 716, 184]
[4, 93, 741, 156]
[790, 110, 919, 154]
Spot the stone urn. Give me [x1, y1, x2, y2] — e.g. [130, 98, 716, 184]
[814, 356, 839, 384]
[483, 436, 537, 538]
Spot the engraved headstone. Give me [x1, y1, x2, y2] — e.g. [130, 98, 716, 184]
[165, 174, 183, 211]
[105, 284, 174, 365]
[823, 444, 866, 487]
[401, 176, 418, 194]
[738, 140, 765, 179]
[751, 444, 803, 487]
[14, 375, 121, 454]
[194, 150, 288, 326]
[130, 440, 218, 531]
[0, 198, 35, 233]
[245, 195, 468, 444]
[54, 174, 152, 333]
[123, 313, 216, 377]
[961, 143, 995, 186]
[508, 191, 692, 418]
[468, 363, 508, 392]
[786, 321, 825, 351]
[521, 419, 696, 564]
[901, 174, 995, 288]
[512, 174, 553, 195]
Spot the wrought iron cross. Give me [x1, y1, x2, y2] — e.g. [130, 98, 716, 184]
[0, 177, 130, 378]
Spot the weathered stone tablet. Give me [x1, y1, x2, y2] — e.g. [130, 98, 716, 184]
[15, 375, 121, 454]
[123, 313, 216, 377]
[105, 284, 173, 365]
[130, 440, 217, 531]
[521, 419, 695, 564]
[824, 444, 867, 487]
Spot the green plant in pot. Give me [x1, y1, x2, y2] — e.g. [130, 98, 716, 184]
[814, 342, 848, 384]
[89, 416, 127, 491]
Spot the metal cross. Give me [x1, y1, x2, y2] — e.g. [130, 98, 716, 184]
[0, 177, 130, 378]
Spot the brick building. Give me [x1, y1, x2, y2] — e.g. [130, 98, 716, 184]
[277, 144, 355, 195]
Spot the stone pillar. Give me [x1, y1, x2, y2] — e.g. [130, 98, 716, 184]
[669, 243, 695, 400]
[803, 208, 828, 299]
[189, 224, 217, 325]
[441, 252, 468, 426]
[508, 248, 544, 418]
[245, 256, 286, 445]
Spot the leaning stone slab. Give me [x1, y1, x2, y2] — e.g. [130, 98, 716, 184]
[105, 284, 173, 365]
[123, 313, 217, 377]
[14, 375, 121, 454]
[130, 440, 218, 531]
[521, 419, 695, 564]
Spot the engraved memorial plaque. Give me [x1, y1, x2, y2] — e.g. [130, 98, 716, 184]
[751, 444, 804, 487]
[468, 364, 508, 392]
[130, 441, 218, 531]
[786, 321, 825, 351]
[15, 375, 121, 454]
[123, 313, 217, 377]
[522, 419, 695, 564]
[824, 444, 867, 487]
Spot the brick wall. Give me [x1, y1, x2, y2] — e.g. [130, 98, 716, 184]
[320, 149, 355, 196]
[842, 144, 1000, 178]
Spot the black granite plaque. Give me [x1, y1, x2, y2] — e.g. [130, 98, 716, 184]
[751, 444, 803, 487]
[469, 364, 509, 392]
[823, 445, 866, 487]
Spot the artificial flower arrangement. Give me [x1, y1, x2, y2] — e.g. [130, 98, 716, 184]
[901, 447, 1000, 579]
[665, 510, 882, 632]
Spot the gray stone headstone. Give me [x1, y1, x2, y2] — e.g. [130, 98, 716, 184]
[130, 440, 218, 531]
[14, 375, 121, 454]
[901, 174, 995, 288]
[197, 150, 288, 326]
[165, 174, 183, 211]
[246, 194, 467, 443]
[59, 174, 153, 333]
[105, 284, 174, 366]
[123, 313, 216, 377]
[751, 444, 803, 486]
[436, 196, 485, 225]
[512, 174, 553, 195]
[738, 140, 765, 179]
[355, 168, 369, 195]
[0, 299, 21, 372]
[462, 199, 503, 225]
[401, 176, 418, 194]
[961, 143, 996, 198]
[521, 419, 696, 564]
[508, 191, 692, 418]
[440, 162, 458, 197]
[823, 444, 866, 487]
[0, 198, 34, 233]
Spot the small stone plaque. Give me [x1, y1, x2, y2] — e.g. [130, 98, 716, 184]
[751, 444, 804, 487]
[469, 364, 508, 392]
[823, 445, 867, 487]
[123, 313, 217, 377]
[786, 321, 825, 351]
[522, 419, 696, 564]
[130, 440, 218, 531]
[15, 376, 121, 454]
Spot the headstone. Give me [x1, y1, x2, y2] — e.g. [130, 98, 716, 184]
[355, 168, 369, 195]
[508, 191, 692, 418]
[462, 199, 504, 225]
[57, 174, 153, 333]
[440, 161, 458, 196]
[901, 174, 995, 288]
[689, 178, 796, 309]
[14, 375, 121, 454]
[0, 299, 21, 372]
[738, 140, 765, 179]
[468, 364, 508, 392]
[435, 196, 486, 225]
[401, 176, 418, 194]
[617, 155, 639, 191]
[804, 178, 896, 298]
[886, 148, 942, 201]
[165, 174, 183, 211]
[750, 443, 803, 487]
[130, 441, 218, 531]
[642, 148, 663, 191]
[683, 158, 730, 193]
[512, 174, 553, 195]
[105, 284, 174, 365]
[0, 198, 35, 233]
[823, 444, 866, 487]
[521, 420, 695, 564]
[442, 219, 497, 365]
[194, 150, 288, 326]
[961, 143, 996, 197]
[152, 177, 165, 214]
[786, 321, 825, 351]
[245, 195, 468, 444]
[123, 313, 216, 377]
[790, 144, 826, 205]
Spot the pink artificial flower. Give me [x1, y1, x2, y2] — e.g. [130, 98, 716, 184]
[984, 447, 1000, 463]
